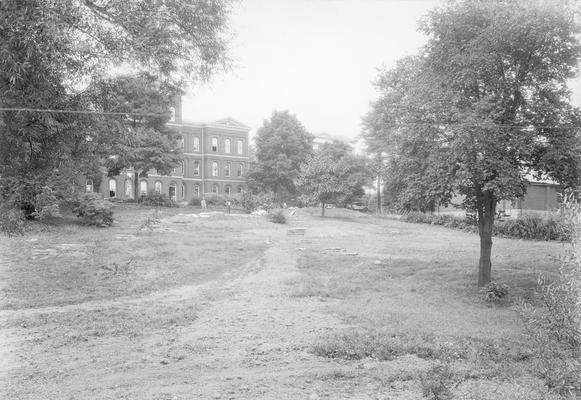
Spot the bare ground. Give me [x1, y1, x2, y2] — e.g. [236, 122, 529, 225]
[0, 207, 567, 399]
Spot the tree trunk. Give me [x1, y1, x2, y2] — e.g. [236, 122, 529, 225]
[477, 192, 496, 286]
[377, 172, 382, 214]
[133, 171, 139, 202]
[321, 202, 325, 217]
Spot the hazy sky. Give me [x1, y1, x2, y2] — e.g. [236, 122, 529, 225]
[182, 0, 581, 140]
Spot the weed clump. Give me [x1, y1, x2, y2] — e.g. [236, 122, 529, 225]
[267, 209, 286, 224]
[481, 281, 509, 302]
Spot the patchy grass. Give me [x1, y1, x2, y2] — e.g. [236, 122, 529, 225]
[285, 208, 569, 398]
[1, 205, 266, 309]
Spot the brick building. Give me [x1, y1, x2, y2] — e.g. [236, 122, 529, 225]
[93, 101, 251, 202]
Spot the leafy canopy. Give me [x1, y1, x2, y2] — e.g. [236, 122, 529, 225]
[363, 0, 581, 285]
[249, 110, 314, 197]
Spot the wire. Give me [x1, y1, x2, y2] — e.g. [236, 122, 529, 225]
[0, 107, 166, 117]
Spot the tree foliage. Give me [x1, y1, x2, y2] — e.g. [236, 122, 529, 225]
[296, 142, 371, 216]
[363, 0, 581, 285]
[0, 0, 232, 223]
[249, 110, 314, 199]
[88, 73, 183, 198]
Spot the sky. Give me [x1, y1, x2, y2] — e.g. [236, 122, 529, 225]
[182, 0, 581, 141]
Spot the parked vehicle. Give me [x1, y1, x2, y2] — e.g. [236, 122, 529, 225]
[348, 202, 369, 212]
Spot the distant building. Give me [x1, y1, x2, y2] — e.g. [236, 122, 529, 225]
[91, 98, 251, 202]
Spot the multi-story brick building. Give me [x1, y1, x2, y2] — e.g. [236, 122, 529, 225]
[93, 101, 251, 203]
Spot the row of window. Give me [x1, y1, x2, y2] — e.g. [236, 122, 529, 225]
[93, 179, 243, 199]
[180, 136, 244, 155]
[192, 161, 244, 177]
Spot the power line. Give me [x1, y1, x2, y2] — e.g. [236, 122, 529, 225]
[0, 107, 166, 117]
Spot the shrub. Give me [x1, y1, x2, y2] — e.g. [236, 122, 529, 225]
[481, 281, 509, 302]
[202, 193, 227, 207]
[267, 209, 286, 224]
[73, 193, 114, 226]
[189, 197, 201, 206]
[419, 363, 456, 400]
[400, 211, 572, 241]
[0, 203, 26, 237]
[515, 197, 581, 395]
[139, 192, 176, 207]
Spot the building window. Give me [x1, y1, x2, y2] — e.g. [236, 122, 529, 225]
[125, 179, 133, 198]
[169, 106, 176, 122]
[193, 137, 200, 152]
[193, 161, 200, 176]
[154, 181, 162, 194]
[212, 184, 219, 194]
[177, 135, 184, 149]
[211, 137, 218, 152]
[181, 183, 186, 199]
[237, 186, 243, 194]
[237, 140, 243, 154]
[85, 179, 93, 193]
[225, 162, 231, 177]
[181, 161, 184, 174]
[212, 161, 218, 177]
[140, 180, 148, 195]
[108, 179, 117, 198]
[193, 184, 200, 197]
[225, 186, 231, 197]
[225, 138, 231, 154]
[169, 183, 177, 201]
[237, 163, 243, 177]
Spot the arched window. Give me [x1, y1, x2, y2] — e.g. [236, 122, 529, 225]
[193, 137, 200, 152]
[225, 138, 231, 154]
[108, 179, 117, 198]
[237, 163, 243, 177]
[154, 181, 162, 194]
[224, 162, 231, 177]
[193, 184, 200, 197]
[125, 179, 133, 198]
[169, 107, 176, 122]
[181, 183, 186, 199]
[225, 185, 231, 197]
[85, 179, 93, 193]
[193, 160, 200, 176]
[212, 184, 219, 194]
[237, 140, 243, 154]
[140, 180, 148, 195]
[212, 161, 218, 177]
[237, 186, 243, 194]
[177, 135, 184, 149]
[211, 137, 218, 152]
[169, 182, 177, 201]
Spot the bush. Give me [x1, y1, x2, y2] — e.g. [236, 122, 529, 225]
[481, 281, 509, 302]
[267, 209, 286, 224]
[139, 192, 177, 207]
[516, 198, 581, 395]
[0, 203, 26, 237]
[189, 197, 201, 206]
[400, 212, 572, 241]
[73, 193, 114, 226]
[420, 363, 456, 400]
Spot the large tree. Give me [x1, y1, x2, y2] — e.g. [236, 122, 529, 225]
[249, 110, 314, 201]
[364, 0, 581, 286]
[88, 73, 183, 200]
[0, 0, 232, 218]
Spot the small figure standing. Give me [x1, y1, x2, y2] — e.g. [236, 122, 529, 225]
[201, 198, 207, 209]
[226, 200, 231, 214]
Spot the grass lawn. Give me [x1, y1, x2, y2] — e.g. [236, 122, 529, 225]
[0, 205, 574, 399]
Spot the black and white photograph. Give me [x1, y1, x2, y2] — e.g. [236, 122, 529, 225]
[1, 0, 580, 399]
